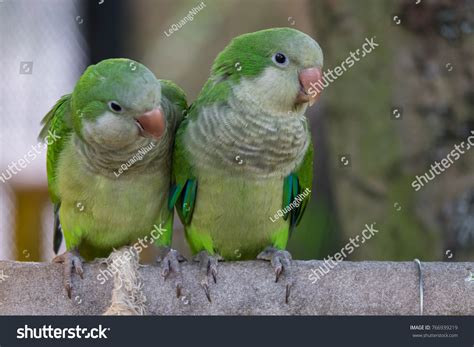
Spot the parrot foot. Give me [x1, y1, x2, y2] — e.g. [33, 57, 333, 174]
[157, 247, 187, 298]
[257, 247, 294, 304]
[52, 249, 84, 299]
[193, 251, 220, 303]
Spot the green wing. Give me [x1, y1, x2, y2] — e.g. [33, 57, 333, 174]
[168, 75, 233, 224]
[282, 136, 314, 235]
[169, 105, 197, 225]
[158, 79, 193, 220]
[39, 94, 73, 253]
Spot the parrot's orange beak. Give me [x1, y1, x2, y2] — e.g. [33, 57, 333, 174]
[296, 67, 323, 106]
[135, 107, 165, 139]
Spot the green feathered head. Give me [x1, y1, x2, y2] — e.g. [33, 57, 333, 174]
[71, 58, 165, 150]
[198, 28, 324, 114]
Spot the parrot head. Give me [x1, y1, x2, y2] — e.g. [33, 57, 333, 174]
[71, 58, 165, 150]
[209, 28, 324, 115]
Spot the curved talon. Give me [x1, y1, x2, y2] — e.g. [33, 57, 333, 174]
[65, 283, 72, 299]
[202, 282, 212, 303]
[194, 251, 220, 302]
[275, 266, 283, 283]
[53, 249, 84, 299]
[161, 260, 171, 279]
[157, 248, 186, 298]
[211, 270, 217, 284]
[209, 257, 218, 284]
[257, 247, 294, 304]
[73, 257, 84, 279]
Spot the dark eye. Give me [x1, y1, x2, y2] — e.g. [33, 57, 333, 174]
[272, 52, 289, 67]
[108, 101, 123, 113]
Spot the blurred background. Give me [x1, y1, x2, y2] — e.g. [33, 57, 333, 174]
[0, 0, 473, 263]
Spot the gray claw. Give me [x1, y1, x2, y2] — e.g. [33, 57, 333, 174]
[53, 249, 84, 299]
[66, 284, 72, 299]
[194, 251, 220, 302]
[157, 248, 186, 298]
[202, 282, 212, 303]
[257, 247, 294, 304]
[275, 266, 283, 283]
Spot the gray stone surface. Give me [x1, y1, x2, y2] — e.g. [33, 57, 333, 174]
[0, 260, 473, 315]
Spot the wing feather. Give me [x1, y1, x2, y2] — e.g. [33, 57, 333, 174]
[39, 94, 72, 253]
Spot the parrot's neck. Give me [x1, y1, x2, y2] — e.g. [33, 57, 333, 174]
[185, 94, 309, 178]
[72, 133, 171, 178]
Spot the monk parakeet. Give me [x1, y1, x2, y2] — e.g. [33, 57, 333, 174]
[39, 58, 187, 298]
[170, 28, 323, 302]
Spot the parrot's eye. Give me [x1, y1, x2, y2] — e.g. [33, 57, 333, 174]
[108, 101, 123, 113]
[272, 52, 289, 67]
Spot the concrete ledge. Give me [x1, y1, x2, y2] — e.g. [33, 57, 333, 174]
[0, 260, 473, 315]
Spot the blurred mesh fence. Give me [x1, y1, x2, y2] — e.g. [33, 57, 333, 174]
[0, 0, 87, 260]
[0, 184, 16, 260]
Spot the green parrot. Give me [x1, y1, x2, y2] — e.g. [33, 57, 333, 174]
[170, 28, 323, 302]
[39, 58, 187, 298]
